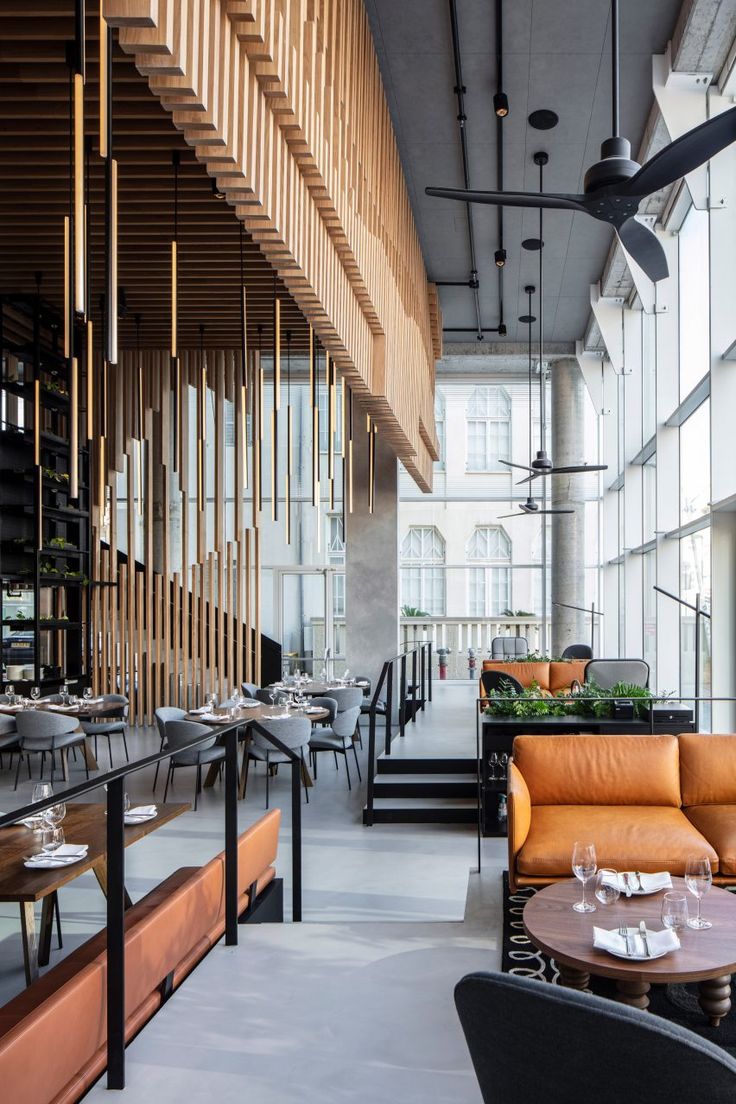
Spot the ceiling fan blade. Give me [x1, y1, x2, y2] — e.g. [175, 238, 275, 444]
[621, 105, 736, 198]
[515, 472, 540, 486]
[549, 463, 608, 475]
[500, 459, 535, 473]
[424, 187, 587, 213]
[536, 509, 575, 515]
[496, 512, 522, 519]
[616, 218, 669, 282]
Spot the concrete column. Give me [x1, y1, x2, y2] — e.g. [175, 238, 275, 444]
[551, 357, 586, 655]
[346, 429, 399, 687]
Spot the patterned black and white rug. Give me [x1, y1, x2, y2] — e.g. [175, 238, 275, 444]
[501, 873, 736, 1054]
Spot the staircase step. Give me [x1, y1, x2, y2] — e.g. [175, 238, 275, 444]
[376, 756, 476, 775]
[363, 796, 477, 825]
[373, 776, 477, 799]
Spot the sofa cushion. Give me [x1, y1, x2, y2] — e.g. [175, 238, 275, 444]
[548, 660, 587, 692]
[685, 805, 736, 876]
[679, 734, 736, 807]
[481, 661, 550, 689]
[517, 805, 719, 877]
[512, 734, 682, 807]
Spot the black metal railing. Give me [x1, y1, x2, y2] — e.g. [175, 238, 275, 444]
[0, 717, 303, 1090]
[364, 640, 432, 827]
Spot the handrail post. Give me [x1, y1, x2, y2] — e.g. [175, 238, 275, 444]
[106, 776, 126, 1090]
[428, 641, 433, 702]
[399, 655, 407, 738]
[411, 647, 418, 723]
[291, 752, 302, 921]
[420, 642, 426, 710]
[385, 662, 394, 755]
[366, 704, 377, 826]
[224, 727, 239, 945]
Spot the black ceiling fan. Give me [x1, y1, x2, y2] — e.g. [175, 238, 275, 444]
[497, 287, 575, 520]
[425, 0, 736, 282]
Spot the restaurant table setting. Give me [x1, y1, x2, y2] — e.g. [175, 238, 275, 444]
[593, 923, 680, 961]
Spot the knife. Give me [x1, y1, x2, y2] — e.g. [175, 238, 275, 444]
[623, 872, 632, 898]
[639, 920, 651, 958]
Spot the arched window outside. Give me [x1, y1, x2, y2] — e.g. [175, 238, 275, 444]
[466, 386, 511, 471]
[401, 526, 446, 615]
[466, 525, 511, 616]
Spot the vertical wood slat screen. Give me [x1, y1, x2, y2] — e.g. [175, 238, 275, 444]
[91, 348, 260, 724]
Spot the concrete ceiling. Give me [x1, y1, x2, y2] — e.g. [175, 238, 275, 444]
[364, 0, 683, 346]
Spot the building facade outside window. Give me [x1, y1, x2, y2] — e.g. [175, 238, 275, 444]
[466, 386, 511, 471]
[400, 526, 446, 615]
[434, 390, 446, 471]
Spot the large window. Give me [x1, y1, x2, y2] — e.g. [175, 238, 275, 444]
[642, 310, 656, 443]
[466, 387, 511, 471]
[318, 386, 343, 454]
[434, 390, 446, 471]
[467, 526, 512, 616]
[680, 526, 711, 728]
[400, 526, 446, 615]
[643, 550, 657, 689]
[678, 206, 710, 398]
[643, 455, 656, 542]
[680, 400, 710, 525]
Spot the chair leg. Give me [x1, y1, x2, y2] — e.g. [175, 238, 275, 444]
[152, 737, 165, 792]
[60, 747, 69, 782]
[194, 764, 201, 812]
[333, 751, 339, 770]
[122, 731, 129, 762]
[355, 720, 363, 749]
[106, 735, 113, 769]
[27, 755, 32, 779]
[344, 748, 352, 791]
[13, 752, 23, 791]
[265, 751, 270, 810]
[82, 743, 89, 780]
[303, 753, 309, 804]
[313, 750, 318, 781]
[163, 763, 173, 803]
[94, 735, 99, 763]
[39, 752, 45, 780]
[352, 741, 362, 782]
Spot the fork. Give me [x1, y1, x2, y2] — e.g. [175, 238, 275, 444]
[619, 922, 632, 956]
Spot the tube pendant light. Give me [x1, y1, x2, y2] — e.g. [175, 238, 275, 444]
[101, 14, 116, 366]
[70, 356, 79, 499]
[73, 71, 85, 314]
[285, 331, 292, 545]
[86, 319, 93, 442]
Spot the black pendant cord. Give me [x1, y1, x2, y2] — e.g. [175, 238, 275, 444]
[286, 330, 291, 406]
[495, 0, 505, 330]
[611, 0, 620, 139]
[273, 271, 279, 522]
[538, 157, 545, 454]
[527, 288, 533, 464]
[103, 16, 113, 366]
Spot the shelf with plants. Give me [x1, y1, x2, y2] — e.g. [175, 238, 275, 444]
[1, 293, 91, 691]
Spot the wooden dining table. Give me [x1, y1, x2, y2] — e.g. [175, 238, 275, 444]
[185, 702, 330, 797]
[0, 801, 188, 985]
[267, 680, 369, 697]
[0, 698, 117, 773]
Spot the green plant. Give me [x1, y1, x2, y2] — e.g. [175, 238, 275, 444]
[482, 680, 567, 719]
[500, 608, 535, 618]
[572, 680, 654, 720]
[401, 605, 429, 617]
[49, 536, 75, 550]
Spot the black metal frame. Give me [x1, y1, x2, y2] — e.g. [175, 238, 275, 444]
[364, 640, 432, 827]
[0, 718, 302, 1089]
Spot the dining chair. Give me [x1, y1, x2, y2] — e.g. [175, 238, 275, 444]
[309, 705, 362, 790]
[80, 693, 130, 768]
[490, 636, 528, 659]
[584, 658, 650, 690]
[0, 699, 19, 771]
[162, 720, 226, 811]
[323, 686, 363, 749]
[244, 716, 312, 808]
[153, 706, 186, 792]
[480, 670, 524, 696]
[241, 682, 260, 698]
[454, 971, 736, 1103]
[254, 688, 276, 706]
[561, 643, 593, 660]
[14, 710, 88, 789]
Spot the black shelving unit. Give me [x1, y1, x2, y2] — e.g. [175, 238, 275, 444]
[0, 293, 90, 693]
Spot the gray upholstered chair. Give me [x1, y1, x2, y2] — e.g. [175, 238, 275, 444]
[254, 688, 277, 706]
[584, 658, 650, 690]
[241, 681, 260, 698]
[327, 686, 363, 713]
[245, 715, 312, 808]
[480, 670, 524, 696]
[80, 693, 130, 768]
[153, 706, 186, 792]
[561, 643, 593, 660]
[309, 705, 362, 789]
[162, 720, 226, 811]
[490, 636, 528, 659]
[0, 700, 19, 769]
[309, 695, 337, 725]
[14, 710, 87, 789]
[454, 971, 736, 1104]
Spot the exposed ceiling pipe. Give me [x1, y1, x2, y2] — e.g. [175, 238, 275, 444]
[447, 0, 483, 341]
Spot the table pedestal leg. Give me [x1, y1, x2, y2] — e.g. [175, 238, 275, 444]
[38, 894, 56, 967]
[557, 963, 590, 991]
[615, 979, 650, 1011]
[698, 976, 732, 1027]
[20, 903, 38, 987]
[92, 860, 133, 910]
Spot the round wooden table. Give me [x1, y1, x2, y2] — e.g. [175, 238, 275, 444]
[523, 878, 736, 1026]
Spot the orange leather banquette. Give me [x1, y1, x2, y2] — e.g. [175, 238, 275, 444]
[507, 735, 736, 892]
[0, 809, 281, 1104]
[479, 659, 588, 697]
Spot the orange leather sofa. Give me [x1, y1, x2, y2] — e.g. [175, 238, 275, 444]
[506, 734, 734, 893]
[479, 659, 587, 698]
[0, 809, 280, 1104]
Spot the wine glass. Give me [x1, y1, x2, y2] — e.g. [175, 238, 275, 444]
[44, 801, 66, 829]
[499, 752, 509, 780]
[61, 681, 69, 706]
[32, 782, 53, 806]
[30, 686, 40, 706]
[661, 892, 689, 933]
[40, 826, 64, 858]
[488, 753, 498, 781]
[572, 841, 597, 913]
[83, 686, 93, 703]
[5, 683, 14, 705]
[685, 854, 713, 930]
[594, 869, 620, 907]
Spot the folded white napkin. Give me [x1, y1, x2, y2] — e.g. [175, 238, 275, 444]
[594, 925, 680, 959]
[356, 681, 368, 686]
[305, 706, 323, 714]
[190, 705, 210, 715]
[238, 699, 259, 708]
[25, 843, 89, 869]
[603, 871, 673, 894]
[126, 805, 157, 818]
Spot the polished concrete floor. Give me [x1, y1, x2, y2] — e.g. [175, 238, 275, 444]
[0, 682, 505, 1100]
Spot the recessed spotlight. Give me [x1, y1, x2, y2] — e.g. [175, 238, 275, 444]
[494, 248, 507, 268]
[518, 314, 536, 324]
[493, 91, 509, 118]
[529, 109, 559, 130]
[522, 238, 543, 251]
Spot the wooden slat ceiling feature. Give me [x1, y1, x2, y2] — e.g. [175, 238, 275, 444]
[104, 0, 440, 491]
[0, 2, 311, 353]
